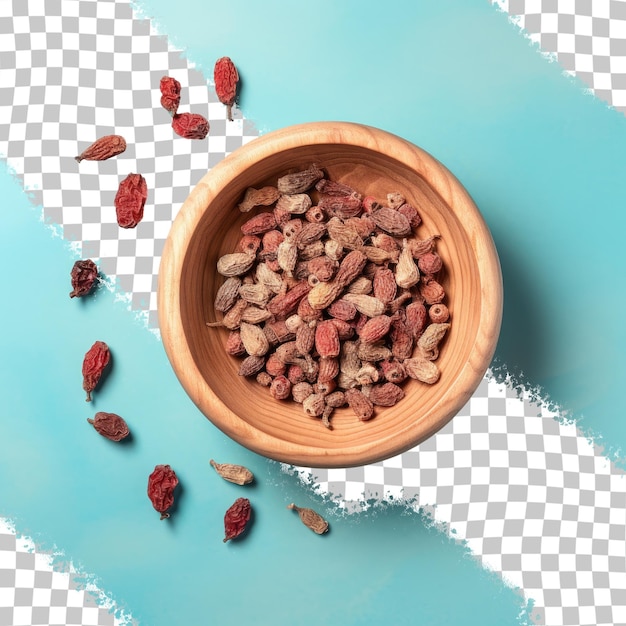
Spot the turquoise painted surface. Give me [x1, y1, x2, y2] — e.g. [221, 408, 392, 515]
[2, 0, 626, 624]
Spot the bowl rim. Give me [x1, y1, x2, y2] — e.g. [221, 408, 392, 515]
[158, 121, 503, 468]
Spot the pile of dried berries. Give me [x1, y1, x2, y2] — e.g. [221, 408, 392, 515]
[210, 165, 451, 427]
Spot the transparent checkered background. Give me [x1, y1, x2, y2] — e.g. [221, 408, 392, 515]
[0, 519, 129, 626]
[0, 0, 258, 332]
[493, 0, 626, 113]
[295, 376, 626, 626]
[0, 1, 625, 625]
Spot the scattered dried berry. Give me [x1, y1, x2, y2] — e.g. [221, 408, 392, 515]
[172, 112, 209, 140]
[159, 76, 181, 115]
[75, 135, 126, 162]
[210, 459, 254, 485]
[287, 503, 329, 534]
[87, 412, 130, 442]
[69, 259, 98, 298]
[114, 173, 147, 229]
[147, 464, 179, 520]
[214, 56, 239, 121]
[223, 497, 252, 542]
[82, 340, 110, 402]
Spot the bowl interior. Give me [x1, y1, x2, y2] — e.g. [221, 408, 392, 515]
[171, 137, 493, 467]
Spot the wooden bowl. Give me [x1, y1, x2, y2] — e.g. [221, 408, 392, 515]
[158, 122, 502, 468]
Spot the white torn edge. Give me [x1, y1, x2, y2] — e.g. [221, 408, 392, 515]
[490, 0, 570, 72]
[37, 206, 163, 339]
[282, 367, 625, 624]
[0, 518, 136, 625]
[489, 0, 622, 114]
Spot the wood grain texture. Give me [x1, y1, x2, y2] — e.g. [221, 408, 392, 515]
[158, 122, 503, 468]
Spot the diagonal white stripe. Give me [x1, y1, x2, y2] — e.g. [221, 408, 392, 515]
[293, 372, 626, 626]
[0, 1, 625, 625]
[492, 0, 626, 113]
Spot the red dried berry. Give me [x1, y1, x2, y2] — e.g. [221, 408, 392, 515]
[397, 203, 422, 229]
[69, 259, 98, 298]
[147, 464, 179, 520]
[214, 56, 239, 121]
[82, 341, 110, 402]
[223, 497, 252, 542]
[75, 135, 126, 163]
[159, 76, 181, 115]
[417, 252, 443, 276]
[172, 112, 209, 140]
[114, 173, 148, 229]
[270, 375, 292, 400]
[87, 412, 130, 442]
[428, 303, 450, 324]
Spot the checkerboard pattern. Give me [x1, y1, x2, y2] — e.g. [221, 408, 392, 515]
[0, 520, 126, 626]
[492, 0, 626, 114]
[0, 1, 625, 625]
[294, 374, 626, 626]
[0, 0, 258, 333]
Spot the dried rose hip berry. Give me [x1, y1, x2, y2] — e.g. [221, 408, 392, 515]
[147, 464, 179, 520]
[210, 459, 254, 485]
[75, 135, 126, 162]
[172, 112, 209, 140]
[87, 412, 130, 442]
[114, 173, 148, 229]
[159, 75, 181, 115]
[82, 341, 110, 402]
[223, 497, 252, 542]
[287, 503, 329, 534]
[214, 56, 239, 121]
[69, 259, 98, 298]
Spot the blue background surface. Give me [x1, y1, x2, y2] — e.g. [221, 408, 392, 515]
[2, 0, 626, 624]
